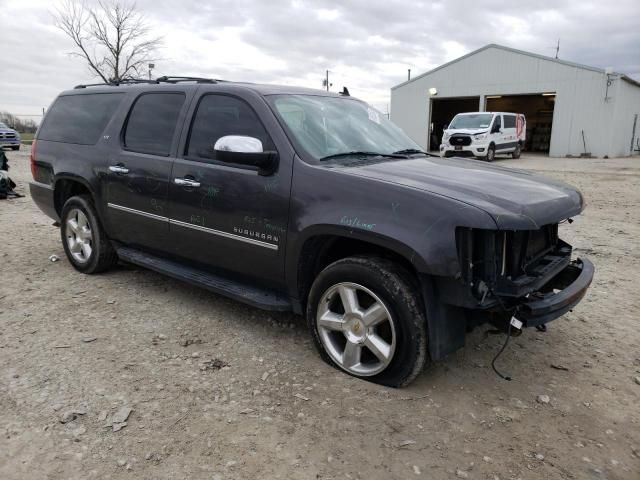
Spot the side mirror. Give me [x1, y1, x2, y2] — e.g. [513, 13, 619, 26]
[491, 124, 500, 134]
[213, 135, 278, 175]
[443, 124, 448, 130]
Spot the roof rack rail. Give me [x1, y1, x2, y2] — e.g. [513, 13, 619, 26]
[74, 78, 159, 89]
[156, 76, 222, 84]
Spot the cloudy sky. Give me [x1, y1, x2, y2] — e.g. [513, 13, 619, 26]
[1, 0, 639, 122]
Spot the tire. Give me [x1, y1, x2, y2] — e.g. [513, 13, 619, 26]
[485, 144, 496, 162]
[306, 256, 429, 387]
[60, 195, 118, 273]
[511, 143, 521, 159]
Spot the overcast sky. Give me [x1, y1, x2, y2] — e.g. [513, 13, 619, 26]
[1, 0, 638, 121]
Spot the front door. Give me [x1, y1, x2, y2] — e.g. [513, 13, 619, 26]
[105, 90, 190, 253]
[167, 92, 293, 288]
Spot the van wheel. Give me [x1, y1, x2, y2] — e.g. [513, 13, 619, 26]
[307, 256, 428, 387]
[60, 195, 118, 273]
[485, 145, 496, 162]
[12, 146, 20, 151]
[512, 143, 521, 159]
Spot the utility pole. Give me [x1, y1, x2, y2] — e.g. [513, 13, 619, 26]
[325, 70, 329, 91]
[408, 69, 411, 81]
[148, 63, 155, 80]
[555, 39, 560, 59]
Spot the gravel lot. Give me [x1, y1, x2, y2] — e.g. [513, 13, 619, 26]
[1, 148, 639, 479]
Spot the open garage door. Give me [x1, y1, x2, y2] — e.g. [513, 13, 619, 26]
[429, 97, 480, 151]
[486, 93, 556, 153]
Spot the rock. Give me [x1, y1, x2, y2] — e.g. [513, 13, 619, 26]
[52, 403, 64, 412]
[200, 358, 228, 371]
[397, 440, 416, 448]
[535, 453, 545, 461]
[294, 393, 309, 401]
[60, 409, 86, 424]
[49, 255, 59, 262]
[112, 422, 127, 432]
[82, 337, 97, 343]
[413, 465, 421, 475]
[240, 408, 254, 414]
[112, 406, 132, 424]
[634, 376, 640, 385]
[226, 460, 237, 467]
[456, 469, 469, 478]
[117, 459, 126, 467]
[261, 372, 270, 381]
[483, 456, 492, 463]
[536, 394, 550, 404]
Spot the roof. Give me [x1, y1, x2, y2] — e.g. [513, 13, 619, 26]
[64, 80, 346, 98]
[392, 43, 640, 90]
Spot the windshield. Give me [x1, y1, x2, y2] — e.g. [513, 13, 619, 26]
[0, 122, 8, 129]
[268, 95, 421, 160]
[448, 113, 494, 130]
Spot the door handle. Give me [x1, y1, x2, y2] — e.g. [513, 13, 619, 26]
[109, 165, 129, 174]
[174, 178, 201, 188]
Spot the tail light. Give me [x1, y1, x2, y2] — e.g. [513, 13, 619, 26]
[30, 139, 36, 179]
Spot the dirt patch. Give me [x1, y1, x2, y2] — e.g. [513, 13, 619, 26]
[1, 149, 639, 479]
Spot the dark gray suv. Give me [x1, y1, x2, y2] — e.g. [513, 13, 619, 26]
[29, 77, 593, 387]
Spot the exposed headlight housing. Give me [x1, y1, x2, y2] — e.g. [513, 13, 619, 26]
[474, 133, 487, 140]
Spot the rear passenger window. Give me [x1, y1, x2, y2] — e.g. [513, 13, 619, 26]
[187, 95, 275, 160]
[38, 93, 124, 145]
[124, 93, 185, 156]
[503, 115, 516, 128]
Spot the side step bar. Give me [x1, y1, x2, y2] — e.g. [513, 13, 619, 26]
[114, 246, 292, 312]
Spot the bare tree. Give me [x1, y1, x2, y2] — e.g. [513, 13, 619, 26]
[54, 0, 162, 83]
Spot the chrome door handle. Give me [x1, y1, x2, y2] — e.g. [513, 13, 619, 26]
[109, 165, 129, 174]
[174, 178, 201, 188]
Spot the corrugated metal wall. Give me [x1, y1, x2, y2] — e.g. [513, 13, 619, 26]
[390, 46, 640, 157]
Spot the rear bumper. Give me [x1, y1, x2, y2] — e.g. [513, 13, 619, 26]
[29, 181, 59, 221]
[516, 257, 594, 327]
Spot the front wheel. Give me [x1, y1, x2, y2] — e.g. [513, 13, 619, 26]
[307, 256, 428, 387]
[485, 144, 496, 162]
[60, 195, 118, 273]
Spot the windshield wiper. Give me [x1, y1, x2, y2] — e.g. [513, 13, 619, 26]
[392, 148, 439, 157]
[319, 151, 407, 161]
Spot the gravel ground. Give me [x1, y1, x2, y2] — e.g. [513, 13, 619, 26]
[1, 148, 639, 480]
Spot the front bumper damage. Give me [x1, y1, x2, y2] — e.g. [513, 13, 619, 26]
[516, 257, 594, 327]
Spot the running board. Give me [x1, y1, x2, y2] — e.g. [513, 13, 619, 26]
[114, 246, 292, 312]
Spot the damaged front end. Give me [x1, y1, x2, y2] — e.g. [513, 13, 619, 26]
[454, 224, 594, 329]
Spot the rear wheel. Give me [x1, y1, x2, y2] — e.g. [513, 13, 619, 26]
[60, 195, 118, 273]
[307, 256, 428, 387]
[512, 143, 521, 159]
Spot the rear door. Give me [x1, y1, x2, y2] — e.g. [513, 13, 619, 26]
[104, 89, 192, 253]
[167, 90, 294, 288]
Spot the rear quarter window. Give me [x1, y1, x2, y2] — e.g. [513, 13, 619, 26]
[38, 93, 124, 145]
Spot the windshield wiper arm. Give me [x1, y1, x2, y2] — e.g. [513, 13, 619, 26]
[319, 151, 407, 161]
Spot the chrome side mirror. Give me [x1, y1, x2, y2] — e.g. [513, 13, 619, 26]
[213, 135, 278, 176]
[214, 135, 263, 153]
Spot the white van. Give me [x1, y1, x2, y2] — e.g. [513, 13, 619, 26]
[440, 112, 526, 161]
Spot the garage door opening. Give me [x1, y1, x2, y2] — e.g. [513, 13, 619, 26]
[429, 97, 480, 151]
[485, 93, 556, 153]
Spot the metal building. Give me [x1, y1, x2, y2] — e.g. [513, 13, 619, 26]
[390, 44, 640, 157]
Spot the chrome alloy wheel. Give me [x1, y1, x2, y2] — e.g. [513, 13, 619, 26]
[65, 208, 93, 263]
[316, 282, 396, 376]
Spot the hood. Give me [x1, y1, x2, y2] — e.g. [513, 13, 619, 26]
[330, 156, 584, 230]
[0, 128, 17, 134]
[445, 128, 487, 135]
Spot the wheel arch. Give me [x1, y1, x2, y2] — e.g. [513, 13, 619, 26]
[53, 175, 95, 216]
[292, 227, 428, 313]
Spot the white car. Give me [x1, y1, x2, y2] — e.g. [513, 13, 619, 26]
[440, 112, 526, 161]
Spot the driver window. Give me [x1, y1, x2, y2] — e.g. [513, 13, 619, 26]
[492, 115, 502, 133]
[187, 95, 275, 160]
